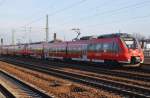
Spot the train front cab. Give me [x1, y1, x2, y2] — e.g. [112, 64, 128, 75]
[118, 37, 144, 67]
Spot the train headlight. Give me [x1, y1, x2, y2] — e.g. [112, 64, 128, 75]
[128, 58, 130, 62]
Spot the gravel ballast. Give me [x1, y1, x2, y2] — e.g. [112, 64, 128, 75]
[0, 61, 121, 98]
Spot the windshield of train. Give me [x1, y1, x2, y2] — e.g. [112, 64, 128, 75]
[122, 37, 139, 49]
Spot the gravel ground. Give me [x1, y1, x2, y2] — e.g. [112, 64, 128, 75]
[0, 92, 5, 98]
[60, 68, 150, 89]
[0, 61, 121, 98]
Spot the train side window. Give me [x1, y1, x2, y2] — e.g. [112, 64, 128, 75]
[55, 48, 57, 52]
[87, 44, 91, 51]
[88, 44, 95, 52]
[103, 43, 109, 52]
[57, 48, 59, 52]
[95, 43, 102, 52]
[103, 42, 113, 52]
[61, 47, 65, 52]
[51, 48, 53, 52]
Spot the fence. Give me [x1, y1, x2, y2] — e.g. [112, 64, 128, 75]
[144, 50, 150, 57]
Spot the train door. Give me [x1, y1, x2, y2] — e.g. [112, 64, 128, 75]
[113, 40, 119, 58]
[66, 42, 68, 58]
[109, 39, 119, 61]
[82, 45, 87, 61]
[43, 43, 49, 59]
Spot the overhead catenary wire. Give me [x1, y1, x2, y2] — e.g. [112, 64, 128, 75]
[50, 0, 150, 34]
[0, 0, 5, 6]
[23, 0, 150, 32]
[53, 0, 117, 28]
[56, 0, 150, 27]
[34, 12, 150, 39]
[51, 10, 150, 35]
[79, 0, 150, 21]
[16, 0, 88, 43]
[10, 0, 150, 44]
[19, 0, 150, 30]
[82, 13, 150, 30]
[20, 0, 88, 28]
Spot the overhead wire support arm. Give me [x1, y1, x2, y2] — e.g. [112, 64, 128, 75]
[72, 28, 81, 41]
[46, 14, 49, 43]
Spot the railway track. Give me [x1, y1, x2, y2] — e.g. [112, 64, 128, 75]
[0, 70, 52, 98]
[48, 61, 150, 82]
[4, 56, 150, 82]
[1, 57, 150, 98]
[115, 66, 150, 75]
[0, 84, 15, 98]
[11, 57, 150, 88]
[11, 56, 150, 82]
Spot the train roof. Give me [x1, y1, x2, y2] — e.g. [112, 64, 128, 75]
[98, 33, 132, 39]
[80, 36, 97, 40]
[79, 33, 133, 40]
[2, 33, 134, 47]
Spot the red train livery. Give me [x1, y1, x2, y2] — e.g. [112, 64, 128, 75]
[0, 33, 144, 67]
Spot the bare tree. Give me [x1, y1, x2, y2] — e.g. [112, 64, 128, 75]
[132, 33, 145, 41]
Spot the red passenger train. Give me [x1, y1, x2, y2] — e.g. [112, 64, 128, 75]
[0, 33, 144, 67]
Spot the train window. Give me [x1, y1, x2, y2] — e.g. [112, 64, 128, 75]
[88, 42, 118, 52]
[56, 48, 58, 53]
[68, 47, 77, 54]
[103, 43, 109, 52]
[95, 43, 103, 52]
[61, 47, 64, 52]
[122, 38, 138, 49]
[88, 43, 103, 52]
[103, 42, 114, 52]
[53, 48, 56, 52]
[49, 48, 53, 52]
[88, 44, 95, 52]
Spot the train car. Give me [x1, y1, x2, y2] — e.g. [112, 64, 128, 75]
[7, 45, 15, 55]
[15, 44, 29, 56]
[0, 33, 144, 67]
[46, 42, 67, 59]
[28, 42, 44, 58]
[45, 33, 144, 67]
[1, 45, 9, 55]
[86, 33, 144, 67]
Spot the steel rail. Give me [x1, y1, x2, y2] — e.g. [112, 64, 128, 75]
[0, 70, 52, 98]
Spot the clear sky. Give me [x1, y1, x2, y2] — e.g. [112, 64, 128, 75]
[0, 0, 150, 44]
